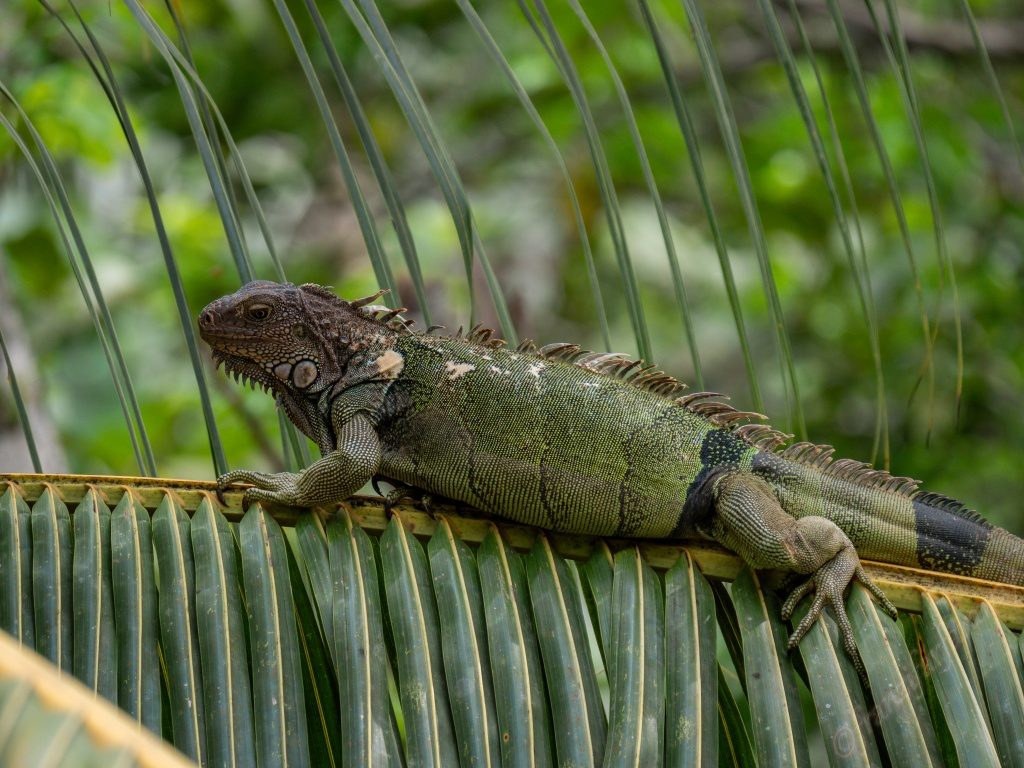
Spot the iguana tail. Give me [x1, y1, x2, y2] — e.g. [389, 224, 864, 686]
[759, 451, 1024, 586]
[973, 526, 1024, 586]
[911, 491, 1024, 586]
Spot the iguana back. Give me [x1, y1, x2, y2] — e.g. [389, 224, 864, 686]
[378, 332, 707, 538]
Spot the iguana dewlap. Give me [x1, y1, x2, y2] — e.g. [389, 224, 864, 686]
[199, 281, 1024, 672]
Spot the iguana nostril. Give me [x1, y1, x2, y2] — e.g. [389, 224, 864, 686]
[200, 310, 215, 327]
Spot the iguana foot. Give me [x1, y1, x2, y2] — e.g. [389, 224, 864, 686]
[216, 469, 302, 508]
[780, 544, 897, 679]
[705, 473, 899, 679]
[386, 487, 434, 513]
[215, 446, 374, 509]
[371, 478, 433, 513]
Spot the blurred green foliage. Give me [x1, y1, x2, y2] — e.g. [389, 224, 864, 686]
[0, 0, 1021, 534]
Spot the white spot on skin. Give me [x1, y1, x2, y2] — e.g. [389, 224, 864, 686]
[582, 381, 599, 388]
[292, 360, 319, 389]
[374, 349, 405, 379]
[527, 363, 544, 378]
[445, 361, 476, 380]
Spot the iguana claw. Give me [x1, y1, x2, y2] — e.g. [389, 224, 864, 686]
[241, 488, 259, 512]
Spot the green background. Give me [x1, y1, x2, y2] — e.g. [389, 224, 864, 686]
[1, 0, 1022, 533]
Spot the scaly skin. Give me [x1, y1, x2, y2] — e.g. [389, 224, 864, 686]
[199, 281, 1024, 675]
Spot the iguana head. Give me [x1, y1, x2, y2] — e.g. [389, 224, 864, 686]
[198, 280, 389, 396]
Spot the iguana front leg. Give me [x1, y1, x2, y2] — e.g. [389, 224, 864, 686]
[217, 414, 381, 508]
[703, 472, 897, 677]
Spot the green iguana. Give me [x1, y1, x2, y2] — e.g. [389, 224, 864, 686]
[199, 280, 1024, 671]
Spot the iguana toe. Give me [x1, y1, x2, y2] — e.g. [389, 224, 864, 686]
[241, 486, 287, 509]
[384, 485, 411, 512]
[215, 469, 268, 506]
[857, 565, 898, 619]
[373, 478, 431, 513]
[780, 577, 816, 620]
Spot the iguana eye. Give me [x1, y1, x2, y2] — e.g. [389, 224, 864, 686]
[247, 304, 272, 321]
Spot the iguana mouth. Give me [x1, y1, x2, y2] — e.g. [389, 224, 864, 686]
[198, 328, 262, 343]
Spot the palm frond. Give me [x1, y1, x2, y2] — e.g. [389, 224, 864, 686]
[1, 476, 1022, 766]
[0, 626, 195, 767]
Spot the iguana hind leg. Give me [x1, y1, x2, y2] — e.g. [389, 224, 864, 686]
[704, 472, 897, 677]
[217, 414, 381, 508]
